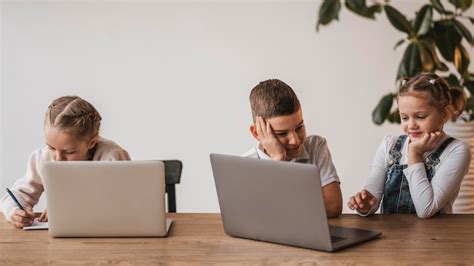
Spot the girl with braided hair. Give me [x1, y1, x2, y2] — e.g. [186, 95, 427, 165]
[2, 96, 130, 228]
[348, 73, 471, 218]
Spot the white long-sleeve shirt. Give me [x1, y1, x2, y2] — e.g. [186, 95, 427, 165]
[362, 135, 471, 218]
[1, 137, 130, 221]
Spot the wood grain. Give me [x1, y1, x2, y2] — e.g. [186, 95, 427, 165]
[1, 213, 473, 265]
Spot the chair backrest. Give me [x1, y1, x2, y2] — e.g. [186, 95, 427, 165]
[163, 160, 183, 213]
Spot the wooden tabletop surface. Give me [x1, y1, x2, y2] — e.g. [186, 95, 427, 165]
[1, 213, 473, 264]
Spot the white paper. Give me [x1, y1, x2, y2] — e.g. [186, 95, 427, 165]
[23, 219, 49, 230]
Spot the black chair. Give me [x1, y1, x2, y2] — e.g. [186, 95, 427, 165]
[163, 160, 182, 213]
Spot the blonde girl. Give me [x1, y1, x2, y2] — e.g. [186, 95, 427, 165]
[2, 96, 130, 228]
[348, 73, 471, 218]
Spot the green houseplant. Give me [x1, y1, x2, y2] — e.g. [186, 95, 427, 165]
[316, 0, 473, 124]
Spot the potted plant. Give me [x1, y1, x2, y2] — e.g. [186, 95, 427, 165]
[316, 0, 474, 213]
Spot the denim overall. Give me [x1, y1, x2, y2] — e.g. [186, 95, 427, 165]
[381, 135, 454, 214]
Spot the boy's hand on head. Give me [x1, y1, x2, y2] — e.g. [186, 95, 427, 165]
[38, 208, 48, 222]
[348, 190, 377, 214]
[10, 208, 35, 229]
[255, 116, 286, 161]
[408, 131, 446, 164]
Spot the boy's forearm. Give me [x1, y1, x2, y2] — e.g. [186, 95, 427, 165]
[326, 200, 342, 218]
[323, 182, 343, 218]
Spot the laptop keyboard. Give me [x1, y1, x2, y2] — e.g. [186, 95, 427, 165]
[331, 235, 346, 243]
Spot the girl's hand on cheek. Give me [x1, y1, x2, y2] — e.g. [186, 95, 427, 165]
[408, 131, 446, 164]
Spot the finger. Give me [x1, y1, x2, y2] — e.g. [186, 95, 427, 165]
[20, 215, 34, 223]
[361, 190, 368, 200]
[38, 210, 47, 222]
[255, 117, 264, 138]
[24, 208, 35, 218]
[347, 197, 356, 210]
[354, 193, 365, 209]
[426, 132, 442, 148]
[347, 201, 353, 210]
[265, 121, 274, 137]
[434, 131, 444, 142]
[363, 190, 374, 201]
[14, 209, 34, 220]
[422, 132, 430, 142]
[14, 219, 33, 228]
[11, 214, 21, 223]
[430, 132, 439, 143]
[12, 221, 24, 229]
[14, 209, 27, 217]
[12, 214, 33, 223]
[439, 131, 446, 139]
[369, 198, 377, 206]
[258, 117, 268, 138]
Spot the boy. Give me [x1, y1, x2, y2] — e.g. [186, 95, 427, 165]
[243, 79, 342, 217]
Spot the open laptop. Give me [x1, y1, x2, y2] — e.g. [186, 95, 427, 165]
[43, 160, 172, 237]
[210, 153, 381, 252]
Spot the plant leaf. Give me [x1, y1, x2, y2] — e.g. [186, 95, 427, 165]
[414, 5, 433, 36]
[439, 62, 449, 72]
[419, 39, 449, 72]
[398, 43, 420, 79]
[317, 0, 342, 31]
[445, 74, 461, 87]
[464, 80, 474, 95]
[417, 41, 435, 72]
[408, 45, 422, 77]
[372, 93, 394, 125]
[394, 39, 405, 50]
[367, 5, 383, 16]
[449, 0, 472, 11]
[387, 109, 401, 123]
[465, 97, 474, 116]
[404, 42, 422, 77]
[345, 0, 366, 13]
[453, 19, 473, 45]
[384, 5, 414, 36]
[433, 20, 462, 62]
[345, 0, 381, 19]
[431, 0, 446, 13]
[454, 45, 470, 75]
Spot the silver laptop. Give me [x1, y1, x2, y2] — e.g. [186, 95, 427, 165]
[210, 153, 381, 252]
[43, 160, 172, 237]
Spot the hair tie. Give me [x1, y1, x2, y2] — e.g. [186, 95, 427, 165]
[401, 79, 408, 86]
[429, 79, 436, 85]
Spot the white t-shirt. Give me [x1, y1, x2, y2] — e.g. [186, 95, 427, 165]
[243, 135, 340, 187]
[1, 137, 131, 221]
[362, 135, 471, 218]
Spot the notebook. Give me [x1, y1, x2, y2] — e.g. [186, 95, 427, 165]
[23, 219, 49, 230]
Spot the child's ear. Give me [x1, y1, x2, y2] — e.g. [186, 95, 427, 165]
[88, 133, 99, 149]
[250, 124, 259, 140]
[442, 106, 451, 123]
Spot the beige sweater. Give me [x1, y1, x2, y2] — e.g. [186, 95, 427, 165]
[1, 137, 130, 221]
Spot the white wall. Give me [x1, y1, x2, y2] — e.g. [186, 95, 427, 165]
[2, 1, 469, 213]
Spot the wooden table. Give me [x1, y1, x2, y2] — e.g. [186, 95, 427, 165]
[1, 214, 473, 264]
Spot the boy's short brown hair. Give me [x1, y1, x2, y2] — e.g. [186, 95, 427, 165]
[249, 79, 301, 121]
